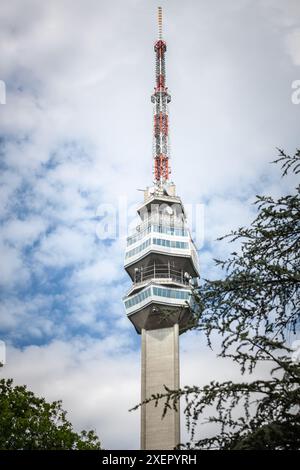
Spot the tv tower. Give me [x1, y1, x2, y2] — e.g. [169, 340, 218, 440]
[123, 7, 200, 450]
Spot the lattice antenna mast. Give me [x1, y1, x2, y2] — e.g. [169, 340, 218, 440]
[151, 7, 171, 186]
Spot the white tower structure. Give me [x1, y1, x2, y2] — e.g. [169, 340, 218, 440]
[123, 7, 200, 450]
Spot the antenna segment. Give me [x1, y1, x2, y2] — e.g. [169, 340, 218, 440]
[158, 6, 163, 39]
[151, 7, 171, 186]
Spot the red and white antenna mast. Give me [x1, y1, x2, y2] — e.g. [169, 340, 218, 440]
[151, 7, 171, 186]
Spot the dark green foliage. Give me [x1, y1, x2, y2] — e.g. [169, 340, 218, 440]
[0, 378, 101, 450]
[135, 149, 300, 449]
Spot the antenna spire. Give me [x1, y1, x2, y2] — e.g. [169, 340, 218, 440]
[151, 7, 171, 186]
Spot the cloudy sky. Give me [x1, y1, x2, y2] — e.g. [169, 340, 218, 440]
[0, 0, 299, 449]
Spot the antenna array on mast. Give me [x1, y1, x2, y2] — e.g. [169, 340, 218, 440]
[151, 7, 171, 186]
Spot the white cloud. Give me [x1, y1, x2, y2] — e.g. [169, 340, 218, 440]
[34, 227, 94, 267]
[1, 216, 47, 248]
[204, 196, 255, 244]
[0, 295, 55, 338]
[0, 242, 29, 288]
[70, 255, 122, 287]
[285, 29, 300, 66]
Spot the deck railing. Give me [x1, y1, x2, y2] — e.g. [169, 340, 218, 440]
[133, 263, 190, 286]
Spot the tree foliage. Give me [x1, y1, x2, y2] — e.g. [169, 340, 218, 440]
[0, 377, 101, 450]
[138, 149, 300, 449]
